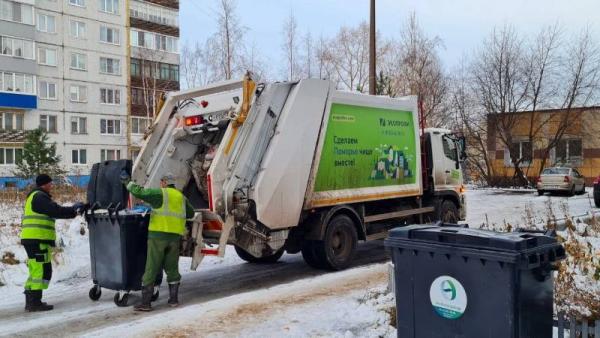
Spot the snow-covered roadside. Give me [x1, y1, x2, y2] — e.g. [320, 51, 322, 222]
[82, 264, 394, 338]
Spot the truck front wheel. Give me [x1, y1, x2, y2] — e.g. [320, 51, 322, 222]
[234, 246, 284, 264]
[310, 214, 358, 271]
[440, 200, 460, 224]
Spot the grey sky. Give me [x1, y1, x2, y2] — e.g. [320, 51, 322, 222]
[180, 0, 600, 77]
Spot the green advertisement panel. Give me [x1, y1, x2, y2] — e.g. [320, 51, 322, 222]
[314, 103, 417, 192]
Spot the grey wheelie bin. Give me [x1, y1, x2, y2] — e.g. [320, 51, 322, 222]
[384, 223, 566, 338]
[85, 160, 161, 307]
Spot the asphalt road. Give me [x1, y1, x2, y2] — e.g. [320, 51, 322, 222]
[0, 241, 389, 337]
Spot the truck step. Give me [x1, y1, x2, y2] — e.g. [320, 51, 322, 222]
[200, 248, 219, 256]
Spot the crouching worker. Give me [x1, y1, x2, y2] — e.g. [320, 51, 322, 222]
[120, 172, 194, 311]
[21, 174, 86, 312]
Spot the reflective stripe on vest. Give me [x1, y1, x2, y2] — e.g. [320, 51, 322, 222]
[20, 191, 56, 241]
[148, 188, 187, 235]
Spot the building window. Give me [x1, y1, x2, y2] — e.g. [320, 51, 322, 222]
[69, 0, 85, 7]
[38, 47, 57, 66]
[0, 147, 23, 165]
[0, 0, 34, 25]
[40, 114, 58, 133]
[99, 0, 119, 14]
[101, 149, 121, 161]
[556, 139, 583, 164]
[100, 119, 121, 135]
[130, 0, 178, 27]
[131, 117, 150, 134]
[130, 30, 178, 53]
[71, 116, 87, 134]
[0, 112, 24, 130]
[130, 58, 141, 77]
[0, 36, 34, 59]
[131, 87, 143, 105]
[99, 57, 120, 75]
[72, 149, 87, 164]
[100, 26, 120, 44]
[0, 72, 35, 94]
[70, 53, 87, 70]
[100, 88, 120, 104]
[37, 13, 56, 33]
[506, 141, 532, 166]
[69, 85, 87, 102]
[70, 20, 86, 39]
[39, 80, 57, 99]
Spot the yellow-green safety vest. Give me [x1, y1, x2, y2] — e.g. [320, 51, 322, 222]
[21, 191, 56, 241]
[149, 188, 187, 235]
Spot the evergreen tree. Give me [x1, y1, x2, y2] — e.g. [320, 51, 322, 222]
[376, 71, 393, 96]
[14, 129, 65, 179]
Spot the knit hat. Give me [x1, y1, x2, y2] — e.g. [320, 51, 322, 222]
[35, 174, 53, 187]
[161, 173, 176, 185]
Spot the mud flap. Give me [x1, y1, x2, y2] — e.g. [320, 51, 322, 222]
[218, 215, 235, 257]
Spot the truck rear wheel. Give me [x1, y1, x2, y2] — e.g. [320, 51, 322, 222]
[311, 214, 358, 271]
[234, 245, 284, 264]
[440, 200, 460, 224]
[301, 240, 325, 269]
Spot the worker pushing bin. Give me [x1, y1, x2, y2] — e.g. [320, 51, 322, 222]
[85, 160, 161, 307]
[384, 223, 565, 338]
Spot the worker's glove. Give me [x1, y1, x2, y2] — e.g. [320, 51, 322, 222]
[73, 202, 87, 215]
[120, 170, 131, 185]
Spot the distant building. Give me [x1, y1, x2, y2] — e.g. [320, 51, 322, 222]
[0, 0, 180, 189]
[486, 106, 600, 185]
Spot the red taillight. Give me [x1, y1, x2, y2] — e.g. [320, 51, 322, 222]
[564, 176, 570, 183]
[200, 100, 209, 108]
[593, 176, 600, 185]
[536, 177, 541, 183]
[185, 115, 204, 126]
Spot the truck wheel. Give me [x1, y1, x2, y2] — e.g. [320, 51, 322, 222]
[537, 190, 544, 196]
[312, 215, 358, 271]
[440, 200, 459, 224]
[301, 240, 325, 269]
[234, 245, 284, 264]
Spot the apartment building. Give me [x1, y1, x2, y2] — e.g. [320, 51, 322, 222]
[0, 0, 180, 188]
[128, 0, 180, 159]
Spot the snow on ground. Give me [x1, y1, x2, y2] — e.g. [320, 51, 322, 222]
[82, 264, 394, 338]
[0, 188, 598, 336]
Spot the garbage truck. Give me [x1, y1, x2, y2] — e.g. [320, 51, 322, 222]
[131, 75, 467, 271]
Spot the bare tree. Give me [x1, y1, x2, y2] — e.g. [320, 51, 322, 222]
[240, 40, 268, 81]
[328, 22, 372, 92]
[303, 31, 313, 78]
[315, 34, 334, 80]
[214, 0, 244, 80]
[282, 10, 299, 81]
[537, 27, 600, 173]
[383, 13, 448, 127]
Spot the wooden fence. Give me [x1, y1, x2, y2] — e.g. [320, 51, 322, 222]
[555, 313, 600, 337]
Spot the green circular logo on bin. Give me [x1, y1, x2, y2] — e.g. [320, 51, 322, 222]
[430, 276, 467, 319]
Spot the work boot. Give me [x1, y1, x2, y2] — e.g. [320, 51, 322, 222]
[134, 285, 153, 312]
[25, 290, 53, 312]
[167, 283, 180, 307]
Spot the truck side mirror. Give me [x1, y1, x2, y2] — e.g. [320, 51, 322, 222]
[458, 137, 467, 162]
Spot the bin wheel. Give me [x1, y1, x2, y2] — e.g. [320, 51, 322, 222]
[114, 292, 130, 307]
[151, 289, 159, 302]
[311, 214, 358, 271]
[234, 245, 284, 263]
[537, 190, 544, 196]
[88, 285, 101, 301]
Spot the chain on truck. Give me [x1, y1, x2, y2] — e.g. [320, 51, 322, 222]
[131, 74, 467, 271]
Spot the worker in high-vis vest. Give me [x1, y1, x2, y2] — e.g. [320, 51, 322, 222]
[21, 174, 85, 312]
[121, 172, 194, 312]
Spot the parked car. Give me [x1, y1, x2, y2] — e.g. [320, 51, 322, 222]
[536, 167, 586, 196]
[593, 175, 600, 207]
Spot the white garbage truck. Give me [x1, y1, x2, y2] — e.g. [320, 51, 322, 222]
[132, 75, 467, 270]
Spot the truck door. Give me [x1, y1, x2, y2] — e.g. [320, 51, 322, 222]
[432, 134, 463, 190]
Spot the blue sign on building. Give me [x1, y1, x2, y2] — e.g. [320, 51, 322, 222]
[0, 92, 37, 109]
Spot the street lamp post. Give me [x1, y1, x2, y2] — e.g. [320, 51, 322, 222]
[369, 0, 376, 95]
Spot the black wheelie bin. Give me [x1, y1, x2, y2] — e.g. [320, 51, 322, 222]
[85, 160, 161, 307]
[384, 223, 566, 338]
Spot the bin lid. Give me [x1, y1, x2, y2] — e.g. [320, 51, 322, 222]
[386, 224, 561, 253]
